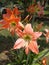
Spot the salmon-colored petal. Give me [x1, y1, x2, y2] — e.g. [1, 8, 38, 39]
[2, 23, 9, 29]
[45, 29, 49, 32]
[3, 8, 12, 18]
[10, 14, 21, 23]
[33, 32, 42, 40]
[23, 24, 33, 35]
[17, 22, 24, 30]
[10, 30, 15, 36]
[3, 13, 20, 23]
[0, 20, 5, 24]
[0, 20, 9, 29]
[3, 15, 9, 22]
[43, 33, 46, 36]
[46, 37, 49, 43]
[27, 4, 35, 14]
[10, 14, 15, 19]
[3, 14, 10, 19]
[29, 41, 39, 54]
[13, 38, 25, 49]
[16, 28, 23, 37]
[18, 22, 24, 29]
[15, 17, 21, 23]
[13, 8, 20, 15]
[25, 47, 29, 55]
[6, 8, 12, 15]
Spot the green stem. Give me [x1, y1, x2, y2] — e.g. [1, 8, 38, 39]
[32, 49, 49, 65]
[26, 52, 30, 65]
[32, 13, 36, 27]
[8, 30, 15, 43]
[45, 0, 48, 8]
[10, 34, 15, 43]
[38, 37, 46, 40]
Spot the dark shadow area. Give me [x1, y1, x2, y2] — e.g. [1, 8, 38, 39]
[0, 35, 14, 53]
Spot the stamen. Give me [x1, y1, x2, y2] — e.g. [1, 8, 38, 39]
[10, 21, 16, 26]
[23, 35, 31, 41]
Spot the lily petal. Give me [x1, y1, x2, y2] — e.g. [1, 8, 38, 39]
[13, 8, 20, 15]
[33, 32, 42, 40]
[45, 29, 49, 32]
[18, 22, 24, 29]
[23, 24, 33, 35]
[13, 38, 25, 49]
[16, 28, 23, 37]
[46, 37, 49, 43]
[25, 47, 29, 55]
[29, 41, 39, 54]
[3, 8, 12, 18]
[6, 8, 12, 15]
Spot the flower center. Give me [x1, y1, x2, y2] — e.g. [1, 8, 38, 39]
[11, 21, 16, 27]
[23, 35, 31, 41]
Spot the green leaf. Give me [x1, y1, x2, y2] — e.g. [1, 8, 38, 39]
[0, 29, 11, 37]
[32, 49, 49, 63]
[1, 0, 6, 3]
[7, 64, 11, 65]
[22, 60, 26, 63]
[44, 11, 49, 15]
[32, 63, 41, 65]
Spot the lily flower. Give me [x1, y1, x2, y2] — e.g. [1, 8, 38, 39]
[3, 7, 20, 17]
[27, 2, 44, 16]
[36, 22, 43, 31]
[27, 4, 36, 14]
[37, 2, 44, 17]
[0, 8, 24, 35]
[42, 58, 46, 65]
[13, 24, 42, 54]
[44, 29, 49, 43]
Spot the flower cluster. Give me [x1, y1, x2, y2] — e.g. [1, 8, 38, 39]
[0, 3, 49, 56]
[14, 24, 42, 54]
[0, 0, 49, 65]
[27, 2, 44, 16]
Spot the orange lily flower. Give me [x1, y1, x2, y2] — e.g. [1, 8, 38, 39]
[27, 4, 36, 14]
[1, 14, 22, 29]
[37, 2, 44, 16]
[44, 29, 49, 43]
[42, 58, 47, 65]
[3, 14, 24, 35]
[2, 7, 21, 29]
[13, 24, 42, 54]
[36, 22, 43, 31]
[0, 8, 24, 35]
[27, 2, 44, 16]
[3, 7, 20, 17]
[1, 7, 21, 28]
